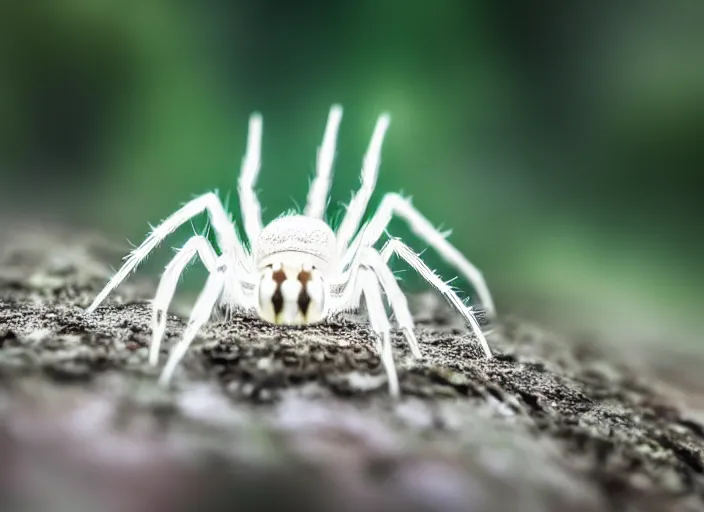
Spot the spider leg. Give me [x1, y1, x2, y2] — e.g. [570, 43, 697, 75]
[380, 238, 492, 359]
[327, 235, 367, 312]
[357, 268, 400, 397]
[341, 192, 496, 317]
[148, 235, 218, 366]
[158, 265, 227, 386]
[335, 113, 391, 254]
[304, 105, 343, 219]
[86, 192, 248, 314]
[359, 248, 422, 359]
[238, 112, 265, 243]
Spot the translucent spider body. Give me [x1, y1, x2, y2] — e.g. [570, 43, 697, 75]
[86, 105, 496, 396]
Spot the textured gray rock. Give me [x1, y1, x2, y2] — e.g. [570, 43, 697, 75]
[0, 221, 703, 512]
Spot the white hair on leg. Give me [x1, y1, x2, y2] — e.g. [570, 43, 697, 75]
[342, 192, 496, 316]
[221, 276, 258, 320]
[85, 192, 245, 314]
[360, 248, 422, 359]
[326, 225, 368, 312]
[304, 105, 344, 219]
[158, 268, 226, 386]
[380, 238, 493, 359]
[330, 269, 365, 313]
[357, 269, 399, 397]
[237, 112, 264, 244]
[335, 113, 391, 254]
[148, 235, 218, 366]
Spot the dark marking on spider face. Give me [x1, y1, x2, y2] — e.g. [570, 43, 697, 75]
[297, 270, 312, 317]
[271, 267, 287, 316]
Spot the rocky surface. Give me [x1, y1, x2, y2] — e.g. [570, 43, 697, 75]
[1, 222, 703, 512]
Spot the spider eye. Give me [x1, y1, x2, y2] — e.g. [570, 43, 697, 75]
[256, 264, 326, 325]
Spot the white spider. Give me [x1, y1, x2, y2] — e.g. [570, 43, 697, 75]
[85, 105, 496, 396]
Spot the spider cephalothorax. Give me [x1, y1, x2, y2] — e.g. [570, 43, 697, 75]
[86, 105, 496, 396]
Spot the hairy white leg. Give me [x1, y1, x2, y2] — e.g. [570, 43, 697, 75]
[222, 279, 258, 318]
[148, 236, 218, 366]
[158, 268, 226, 386]
[380, 238, 493, 359]
[335, 113, 391, 254]
[86, 192, 247, 314]
[342, 192, 496, 316]
[238, 112, 264, 243]
[358, 269, 400, 397]
[326, 233, 368, 312]
[328, 268, 365, 315]
[359, 248, 422, 359]
[304, 105, 344, 219]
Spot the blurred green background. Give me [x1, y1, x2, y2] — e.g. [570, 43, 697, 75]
[1, 1, 702, 352]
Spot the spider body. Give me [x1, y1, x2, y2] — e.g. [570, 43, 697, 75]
[86, 105, 497, 396]
[256, 260, 327, 326]
[254, 215, 336, 325]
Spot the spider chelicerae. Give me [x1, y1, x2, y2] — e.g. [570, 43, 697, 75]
[86, 105, 496, 396]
